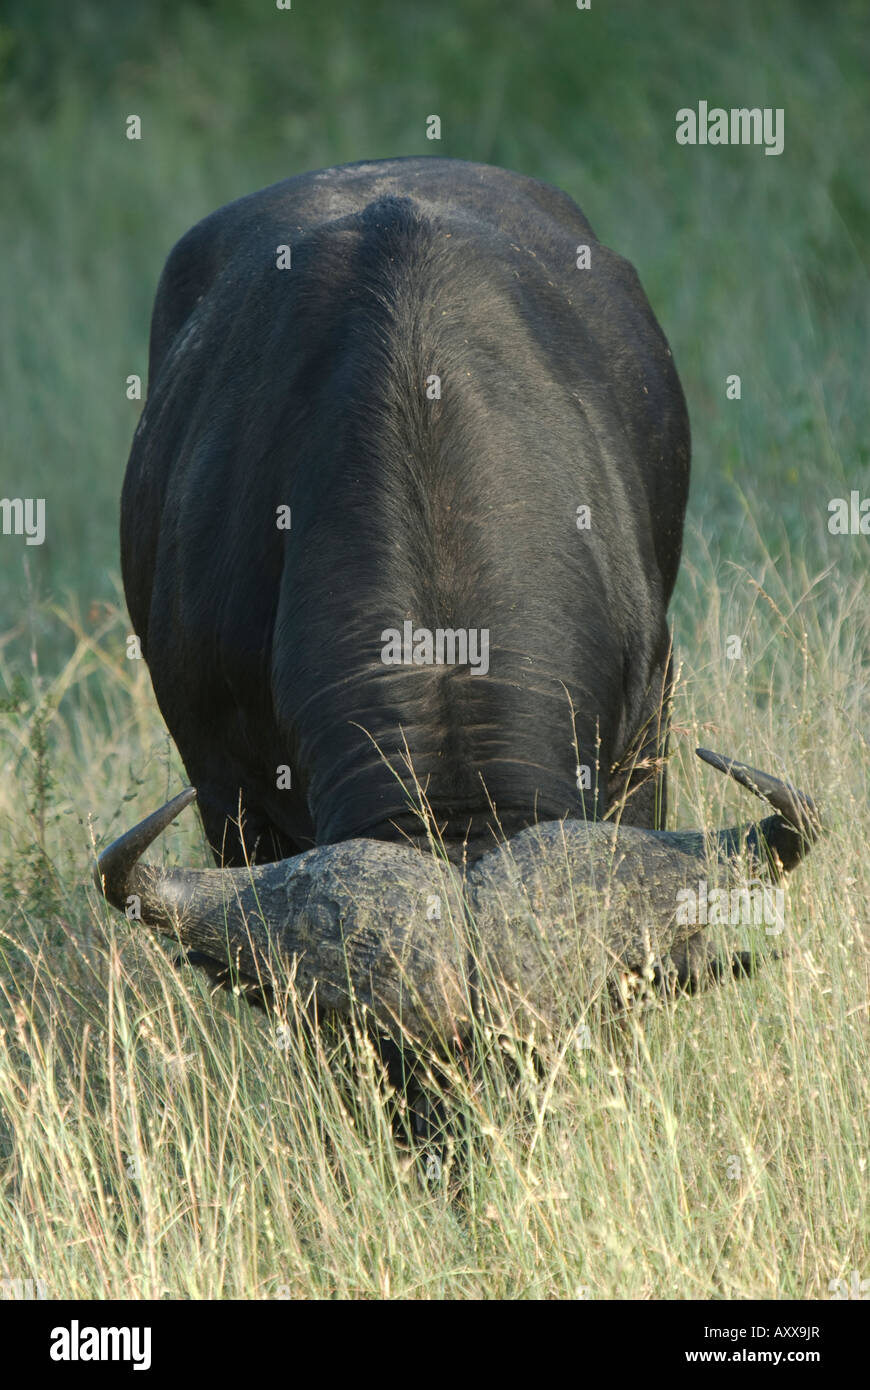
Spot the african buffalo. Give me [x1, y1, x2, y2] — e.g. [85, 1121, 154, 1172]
[96, 158, 818, 1041]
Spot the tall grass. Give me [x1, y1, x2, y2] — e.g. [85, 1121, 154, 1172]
[0, 0, 867, 1298]
[0, 529, 866, 1299]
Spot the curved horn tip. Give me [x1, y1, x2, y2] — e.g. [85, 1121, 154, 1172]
[696, 747, 731, 775]
[93, 786, 198, 900]
[695, 747, 819, 840]
[696, 747, 771, 797]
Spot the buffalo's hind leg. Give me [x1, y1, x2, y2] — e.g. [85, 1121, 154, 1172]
[608, 651, 675, 831]
[192, 778, 303, 868]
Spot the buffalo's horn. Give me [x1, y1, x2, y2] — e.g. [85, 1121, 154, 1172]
[695, 747, 820, 869]
[95, 789, 473, 1041]
[93, 747, 820, 1040]
[94, 786, 197, 914]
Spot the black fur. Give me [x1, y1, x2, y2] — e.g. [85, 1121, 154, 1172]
[122, 158, 690, 867]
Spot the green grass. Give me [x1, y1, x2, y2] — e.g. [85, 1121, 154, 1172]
[0, 0, 867, 1299]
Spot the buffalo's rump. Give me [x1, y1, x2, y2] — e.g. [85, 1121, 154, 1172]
[122, 157, 690, 865]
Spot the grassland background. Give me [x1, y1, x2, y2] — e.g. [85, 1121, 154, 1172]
[0, 0, 867, 1299]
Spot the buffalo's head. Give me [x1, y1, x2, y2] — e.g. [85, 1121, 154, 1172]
[94, 748, 819, 1045]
